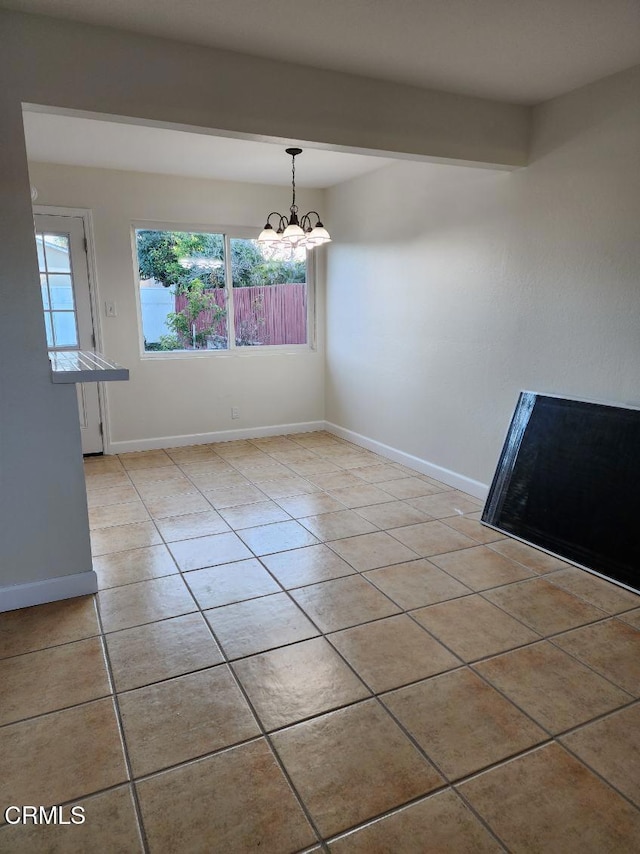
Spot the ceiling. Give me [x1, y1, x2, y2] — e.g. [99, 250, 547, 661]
[4, 0, 640, 104]
[22, 111, 395, 187]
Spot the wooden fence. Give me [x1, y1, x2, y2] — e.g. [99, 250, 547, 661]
[175, 283, 307, 346]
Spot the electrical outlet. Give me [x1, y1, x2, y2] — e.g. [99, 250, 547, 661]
[231, 407, 240, 420]
[105, 301, 117, 317]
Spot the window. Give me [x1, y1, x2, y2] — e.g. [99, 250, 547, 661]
[135, 228, 311, 353]
[36, 232, 79, 349]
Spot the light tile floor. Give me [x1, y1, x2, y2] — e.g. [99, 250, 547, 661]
[1, 431, 640, 852]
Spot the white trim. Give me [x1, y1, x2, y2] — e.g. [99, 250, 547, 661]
[0, 571, 98, 613]
[107, 419, 491, 499]
[106, 420, 325, 454]
[131, 222, 315, 359]
[324, 422, 489, 500]
[82, 209, 113, 453]
[138, 345, 315, 360]
[33, 204, 112, 453]
[133, 220, 260, 237]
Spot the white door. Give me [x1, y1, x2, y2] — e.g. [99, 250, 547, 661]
[34, 213, 103, 454]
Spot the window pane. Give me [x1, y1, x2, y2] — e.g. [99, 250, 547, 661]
[230, 239, 307, 347]
[44, 313, 53, 347]
[52, 311, 78, 348]
[40, 274, 50, 309]
[49, 274, 75, 309]
[44, 234, 71, 272]
[136, 229, 228, 352]
[36, 235, 46, 271]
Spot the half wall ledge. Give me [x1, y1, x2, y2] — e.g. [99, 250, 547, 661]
[49, 350, 129, 384]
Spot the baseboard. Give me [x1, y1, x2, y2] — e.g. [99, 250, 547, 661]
[105, 418, 489, 501]
[106, 421, 326, 454]
[324, 422, 489, 501]
[0, 570, 98, 613]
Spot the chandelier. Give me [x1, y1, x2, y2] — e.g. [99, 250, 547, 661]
[258, 148, 331, 250]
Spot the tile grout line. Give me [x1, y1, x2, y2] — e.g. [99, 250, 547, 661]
[556, 695, 640, 737]
[452, 740, 558, 789]
[93, 543, 545, 612]
[4, 611, 636, 742]
[0, 625, 106, 663]
[165, 477, 500, 849]
[33, 504, 640, 744]
[321, 786, 509, 851]
[277, 586, 516, 850]
[90, 463, 169, 562]
[93, 448, 482, 550]
[0, 688, 116, 732]
[551, 695, 640, 740]
[73, 437, 640, 846]
[452, 733, 640, 820]
[441, 786, 512, 852]
[463, 654, 640, 798]
[539, 571, 640, 617]
[0, 781, 145, 835]
[174, 566, 331, 853]
[93, 597, 152, 854]
[468, 587, 640, 697]
[555, 707, 640, 816]
[90, 450, 640, 726]
[227, 532, 513, 848]
[236, 627, 444, 846]
[321, 785, 471, 848]
[210, 454, 640, 836]
[32, 468, 640, 854]
[407, 559, 640, 692]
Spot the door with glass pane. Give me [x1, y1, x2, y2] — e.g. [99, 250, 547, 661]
[35, 214, 103, 454]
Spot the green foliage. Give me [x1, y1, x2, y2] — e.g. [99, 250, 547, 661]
[157, 334, 183, 351]
[229, 239, 264, 287]
[136, 230, 225, 290]
[166, 279, 225, 349]
[136, 230, 306, 290]
[137, 230, 306, 350]
[230, 239, 305, 286]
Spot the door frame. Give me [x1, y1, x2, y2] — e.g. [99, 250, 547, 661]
[34, 204, 112, 455]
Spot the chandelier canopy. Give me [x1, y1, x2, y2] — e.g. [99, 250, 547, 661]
[258, 148, 331, 250]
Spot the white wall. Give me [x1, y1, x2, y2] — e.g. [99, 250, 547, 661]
[28, 163, 326, 449]
[0, 6, 528, 607]
[325, 65, 640, 490]
[2, 10, 529, 169]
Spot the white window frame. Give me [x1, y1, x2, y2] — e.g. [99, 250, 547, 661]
[132, 222, 316, 359]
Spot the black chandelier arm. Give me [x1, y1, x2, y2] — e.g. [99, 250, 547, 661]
[263, 212, 289, 230]
[299, 212, 324, 230]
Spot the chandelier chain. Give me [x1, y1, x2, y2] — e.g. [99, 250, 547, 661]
[291, 152, 296, 210]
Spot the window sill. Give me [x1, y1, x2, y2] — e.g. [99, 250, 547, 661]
[140, 345, 316, 360]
